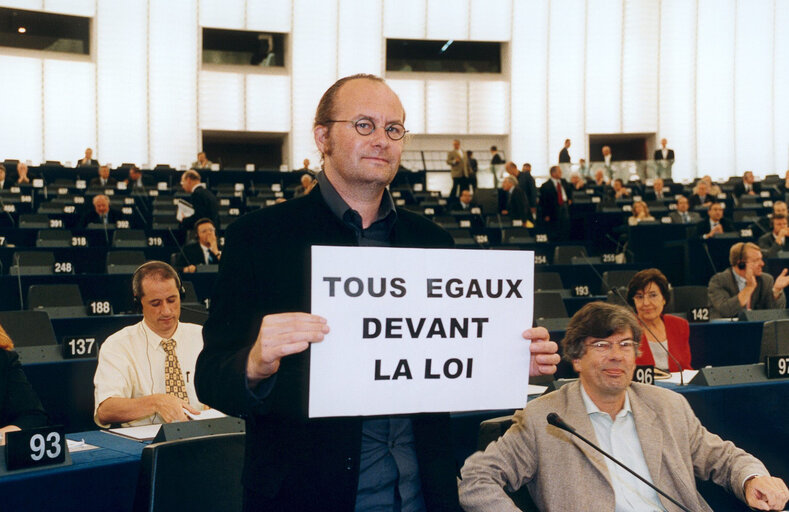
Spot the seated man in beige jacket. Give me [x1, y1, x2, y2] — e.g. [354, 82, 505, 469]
[459, 302, 788, 512]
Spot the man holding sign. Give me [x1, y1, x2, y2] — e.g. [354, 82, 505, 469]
[196, 74, 560, 511]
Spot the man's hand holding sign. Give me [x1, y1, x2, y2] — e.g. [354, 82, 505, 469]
[246, 312, 330, 387]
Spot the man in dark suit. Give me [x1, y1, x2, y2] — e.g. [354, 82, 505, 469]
[539, 165, 572, 241]
[643, 177, 668, 202]
[124, 165, 154, 191]
[689, 180, 713, 210]
[76, 147, 98, 167]
[194, 74, 560, 512]
[81, 194, 122, 227]
[178, 169, 219, 231]
[490, 146, 504, 166]
[89, 165, 117, 188]
[697, 202, 734, 240]
[708, 242, 789, 318]
[452, 188, 478, 212]
[501, 176, 532, 225]
[669, 195, 702, 224]
[558, 138, 571, 163]
[734, 171, 762, 202]
[175, 218, 222, 272]
[653, 138, 675, 178]
[758, 214, 789, 258]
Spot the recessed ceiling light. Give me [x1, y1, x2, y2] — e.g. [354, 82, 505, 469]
[18, 27, 26, 34]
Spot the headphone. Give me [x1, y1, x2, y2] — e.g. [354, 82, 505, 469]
[736, 243, 747, 270]
[131, 261, 186, 312]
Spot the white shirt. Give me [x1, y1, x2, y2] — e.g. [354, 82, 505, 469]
[93, 320, 205, 427]
[580, 385, 666, 512]
[200, 244, 212, 264]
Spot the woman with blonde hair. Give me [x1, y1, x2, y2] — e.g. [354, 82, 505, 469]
[0, 324, 47, 443]
[628, 200, 655, 226]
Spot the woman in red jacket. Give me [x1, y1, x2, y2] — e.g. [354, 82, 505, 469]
[626, 268, 693, 372]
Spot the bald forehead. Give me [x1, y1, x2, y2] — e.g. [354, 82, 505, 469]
[333, 78, 405, 121]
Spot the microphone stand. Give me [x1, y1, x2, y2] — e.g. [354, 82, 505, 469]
[547, 413, 694, 512]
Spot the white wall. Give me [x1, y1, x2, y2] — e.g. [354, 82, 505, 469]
[0, 0, 786, 180]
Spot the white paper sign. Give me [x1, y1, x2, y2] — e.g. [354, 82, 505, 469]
[309, 246, 534, 418]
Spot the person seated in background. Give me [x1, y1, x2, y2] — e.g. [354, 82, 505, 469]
[14, 162, 31, 185]
[611, 178, 630, 199]
[734, 170, 761, 201]
[780, 170, 789, 194]
[452, 188, 477, 212]
[77, 147, 98, 167]
[592, 168, 607, 187]
[0, 164, 7, 190]
[176, 218, 222, 273]
[669, 195, 702, 224]
[191, 151, 213, 169]
[569, 171, 586, 191]
[708, 242, 789, 318]
[697, 202, 734, 240]
[501, 175, 533, 226]
[459, 302, 789, 512]
[81, 194, 122, 227]
[0, 323, 48, 444]
[758, 214, 789, 258]
[700, 175, 722, 196]
[752, 200, 788, 236]
[89, 165, 117, 188]
[125, 165, 152, 191]
[689, 179, 713, 209]
[644, 177, 667, 201]
[626, 268, 692, 372]
[293, 174, 315, 197]
[94, 261, 205, 427]
[627, 200, 655, 226]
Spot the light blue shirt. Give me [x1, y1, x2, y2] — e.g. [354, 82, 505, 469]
[733, 270, 747, 292]
[580, 385, 666, 512]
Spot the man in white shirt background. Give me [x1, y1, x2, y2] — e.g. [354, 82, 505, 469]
[93, 261, 204, 427]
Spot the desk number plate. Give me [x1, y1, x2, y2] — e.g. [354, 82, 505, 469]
[62, 336, 98, 359]
[5, 426, 66, 471]
[633, 366, 655, 385]
[766, 355, 789, 379]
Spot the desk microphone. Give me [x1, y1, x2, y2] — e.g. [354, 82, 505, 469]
[14, 253, 23, 310]
[580, 255, 685, 385]
[546, 413, 693, 512]
[701, 241, 718, 275]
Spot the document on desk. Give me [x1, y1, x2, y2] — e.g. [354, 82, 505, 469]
[665, 370, 699, 385]
[106, 425, 161, 442]
[184, 408, 226, 420]
[67, 438, 98, 452]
